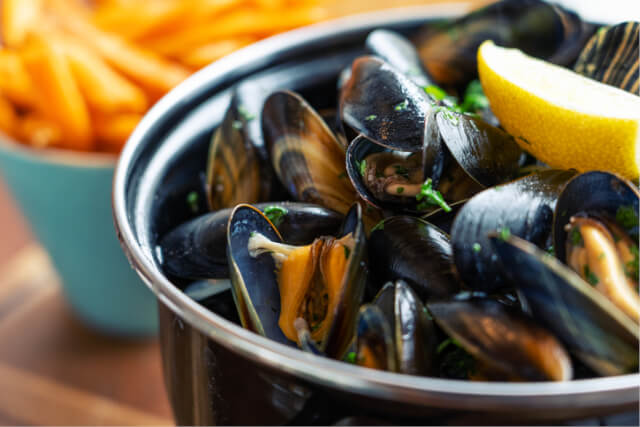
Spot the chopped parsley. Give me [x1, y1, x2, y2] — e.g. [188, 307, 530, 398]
[345, 351, 357, 364]
[423, 84, 448, 101]
[371, 220, 385, 232]
[394, 99, 409, 111]
[186, 191, 199, 213]
[250, 231, 256, 237]
[584, 265, 599, 286]
[365, 114, 377, 121]
[472, 242, 482, 253]
[396, 186, 404, 194]
[570, 228, 583, 246]
[546, 245, 555, 255]
[357, 159, 367, 177]
[263, 205, 288, 228]
[456, 80, 489, 113]
[497, 226, 511, 241]
[237, 104, 255, 121]
[616, 205, 638, 229]
[343, 246, 351, 259]
[231, 120, 243, 130]
[416, 178, 451, 212]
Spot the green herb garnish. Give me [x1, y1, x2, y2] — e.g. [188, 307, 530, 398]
[231, 120, 243, 130]
[472, 242, 482, 253]
[371, 220, 385, 232]
[546, 245, 555, 255]
[345, 351, 357, 364]
[186, 191, 199, 213]
[343, 246, 351, 259]
[584, 265, 599, 286]
[616, 205, 639, 229]
[396, 186, 404, 194]
[358, 159, 367, 177]
[394, 99, 409, 112]
[423, 84, 448, 101]
[263, 205, 288, 228]
[497, 226, 511, 241]
[237, 104, 255, 121]
[416, 178, 451, 212]
[457, 80, 489, 113]
[570, 228, 583, 246]
[365, 114, 377, 121]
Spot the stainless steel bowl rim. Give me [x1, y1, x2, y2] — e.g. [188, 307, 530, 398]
[112, 5, 640, 411]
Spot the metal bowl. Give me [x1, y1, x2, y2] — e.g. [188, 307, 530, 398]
[112, 5, 640, 425]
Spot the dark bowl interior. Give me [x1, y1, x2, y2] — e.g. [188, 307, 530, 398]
[114, 7, 640, 425]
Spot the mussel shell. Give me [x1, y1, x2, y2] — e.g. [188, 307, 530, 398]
[355, 304, 396, 371]
[421, 199, 467, 234]
[369, 216, 458, 301]
[428, 297, 573, 381]
[227, 204, 290, 344]
[365, 30, 434, 89]
[373, 280, 438, 375]
[574, 22, 639, 94]
[340, 56, 432, 152]
[432, 110, 522, 188]
[491, 235, 639, 376]
[262, 90, 356, 215]
[414, 0, 596, 86]
[451, 169, 576, 292]
[206, 91, 263, 210]
[159, 202, 343, 280]
[554, 171, 640, 263]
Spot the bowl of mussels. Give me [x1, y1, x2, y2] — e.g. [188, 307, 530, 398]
[113, 0, 639, 425]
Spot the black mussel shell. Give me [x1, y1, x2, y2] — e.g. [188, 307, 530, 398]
[365, 30, 434, 89]
[373, 280, 438, 375]
[355, 304, 396, 371]
[340, 56, 433, 152]
[574, 22, 639, 94]
[414, 0, 596, 87]
[428, 297, 573, 381]
[451, 169, 576, 292]
[160, 202, 343, 280]
[226, 204, 290, 344]
[262, 90, 356, 215]
[491, 235, 639, 376]
[421, 199, 467, 234]
[369, 216, 459, 301]
[554, 171, 640, 263]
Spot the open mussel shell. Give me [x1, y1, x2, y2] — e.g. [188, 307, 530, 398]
[574, 22, 639, 94]
[354, 305, 397, 371]
[491, 234, 639, 376]
[206, 90, 266, 210]
[451, 169, 576, 293]
[340, 56, 432, 152]
[369, 216, 458, 301]
[554, 171, 639, 261]
[373, 280, 438, 375]
[159, 202, 343, 280]
[365, 30, 434, 89]
[428, 297, 573, 381]
[262, 90, 356, 215]
[414, 0, 596, 87]
[226, 204, 290, 344]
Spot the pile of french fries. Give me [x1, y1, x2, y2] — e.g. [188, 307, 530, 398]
[0, 0, 328, 153]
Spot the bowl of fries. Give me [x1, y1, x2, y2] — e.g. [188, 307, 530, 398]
[0, 0, 331, 335]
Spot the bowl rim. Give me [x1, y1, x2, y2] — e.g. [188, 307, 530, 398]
[113, 4, 640, 412]
[0, 132, 117, 168]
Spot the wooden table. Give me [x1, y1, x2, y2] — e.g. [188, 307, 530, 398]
[0, 1, 488, 425]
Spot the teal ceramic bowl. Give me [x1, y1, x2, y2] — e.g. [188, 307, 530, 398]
[0, 134, 157, 336]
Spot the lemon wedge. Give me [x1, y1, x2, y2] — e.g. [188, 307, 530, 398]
[477, 40, 640, 180]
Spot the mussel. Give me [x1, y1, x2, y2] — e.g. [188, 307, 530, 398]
[227, 203, 367, 358]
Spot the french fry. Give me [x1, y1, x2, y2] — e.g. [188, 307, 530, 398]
[15, 113, 63, 148]
[143, 6, 329, 57]
[20, 33, 93, 151]
[1, 0, 44, 47]
[59, 16, 190, 99]
[179, 37, 256, 69]
[94, 113, 142, 153]
[0, 94, 17, 138]
[58, 36, 148, 114]
[0, 50, 36, 108]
